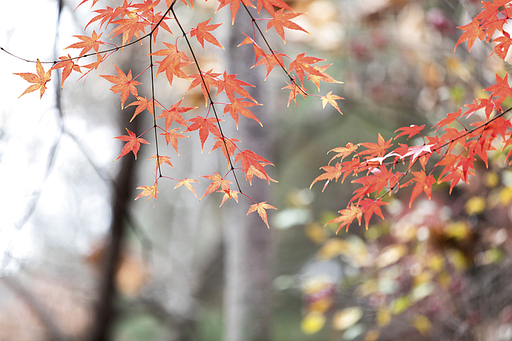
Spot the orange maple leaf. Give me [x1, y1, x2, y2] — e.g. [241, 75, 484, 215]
[217, 189, 239, 207]
[127, 96, 161, 122]
[282, 82, 307, 106]
[174, 178, 200, 198]
[110, 15, 146, 47]
[157, 99, 196, 130]
[187, 70, 221, 106]
[266, 9, 309, 42]
[247, 201, 277, 229]
[150, 42, 191, 86]
[14, 59, 52, 98]
[190, 18, 224, 49]
[216, 0, 256, 24]
[454, 20, 485, 53]
[100, 65, 141, 108]
[326, 204, 362, 233]
[409, 171, 436, 208]
[135, 181, 159, 201]
[321, 91, 344, 114]
[200, 172, 232, 200]
[160, 128, 189, 155]
[65, 30, 105, 57]
[147, 155, 173, 173]
[113, 128, 149, 161]
[218, 71, 257, 103]
[52, 55, 82, 88]
[185, 116, 222, 152]
[210, 137, 240, 164]
[327, 142, 358, 164]
[223, 98, 262, 129]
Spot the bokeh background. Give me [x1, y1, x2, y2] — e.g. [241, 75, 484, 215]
[2, 0, 512, 340]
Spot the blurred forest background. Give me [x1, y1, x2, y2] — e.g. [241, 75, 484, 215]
[2, 0, 512, 340]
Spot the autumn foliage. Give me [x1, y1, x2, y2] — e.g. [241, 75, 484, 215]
[10, 0, 512, 231]
[311, 0, 512, 233]
[9, 0, 342, 227]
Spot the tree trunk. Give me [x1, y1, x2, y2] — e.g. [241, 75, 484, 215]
[223, 9, 273, 341]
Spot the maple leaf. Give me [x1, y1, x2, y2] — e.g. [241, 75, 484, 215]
[113, 128, 149, 161]
[185, 116, 222, 152]
[485, 73, 512, 107]
[52, 55, 82, 88]
[310, 162, 343, 191]
[14, 59, 52, 98]
[394, 124, 425, 140]
[360, 198, 388, 229]
[135, 181, 159, 201]
[99, 65, 141, 109]
[75, 0, 100, 10]
[157, 99, 196, 130]
[245, 164, 278, 185]
[327, 143, 358, 165]
[127, 96, 161, 122]
[321, 91, 344, 114]
[78, 53, 106, 81]
[401, 144, 434, 165]
[454, 19, 486, 52]
[235, 149, 274, 183]
[326, 204, 362, 233]
[148, 155, 173, 173]
[174, 178, 200, 198]
[200, 172, 232, 200]
[217, 71, 257, 103]
[85, 6, 121, 30]
[267, 9, 309, 42]
[256, 0, 293, 14]
[150, 42, 191, 87]
[223, 98, 262, 129]
[216, 0, 256, 25]
[282, 82, 307, 106]
[307, 64, 342, 91]
[218, 189, 239, 207]
[190, 18, 224, 49]
[289, 53, 325, 84]
[359, 133, 393, 158]
[65, 31, 105, 57]
[409, 171, 436, 208]
[247, 201, 277, 229]
[187, 70, 221, 106]
[160, 128, 189, 155]
[210, 137, 240, 164]
[492, 32, 512, 59]
[110, 15, 146, 47]
[432, 109, 462, 132]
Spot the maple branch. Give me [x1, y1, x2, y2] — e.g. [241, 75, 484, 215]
[149, 34, 163, 178]
[170, 5, 244, 194]
[240, 3, 307, 97]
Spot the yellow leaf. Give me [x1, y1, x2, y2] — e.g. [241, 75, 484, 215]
[444, 221, 470, 241]
[317, 238, 347, 260]
[305, 222, 329, 244]
[376, 244, 407, 268]
[301, 312, 325, 334]
[376, 306, 391, 327]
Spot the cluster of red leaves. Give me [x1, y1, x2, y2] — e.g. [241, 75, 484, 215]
[312, 0, 512, 233]
[13, 0, 342, 228]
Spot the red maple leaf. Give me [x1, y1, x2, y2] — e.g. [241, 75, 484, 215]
[150, 42, 191, 86]
[190, 18, 224, 49]
[359, 133, 393, 158]
[216, 0, 256, 24]
[14, 59, 52, 98]
[395, 124, 425, 140]
[223, 98, 262, 128]
[200, 172, 232, 200]
[454, 19, 486, 52]
[360, 198, 388, 229]
[127, 96, 161, 122]
[100, 65, 141, 108]
[160, 128, 189, 155]
[235, 149, 273, 183]
[114, 128, 149, 161]
[409, 171, 436, 208]
[147, 155, 173, 173]
[327, 143, 359, 164]
[432, 109, 462, 132]
[210, 137, 240, 164]
[185, 116, 222, 152]
[52, 55, 82, 88]
[187, 70, 221, 106]
[65, 30, 105, 57]
[326, 204, 363, 233]
[157, 99, 196, 130]
[174, 178, 200, 198]
[266, 9, 309, 42]
[289, 53, 325, 84]
[247, 201, 277, 229]
[485, 73, 512, 107]
[217, 71, 257, 103]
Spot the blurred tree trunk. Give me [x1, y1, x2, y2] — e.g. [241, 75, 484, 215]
[223, 9, 273, 341]
[88, 71, 139, 341]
